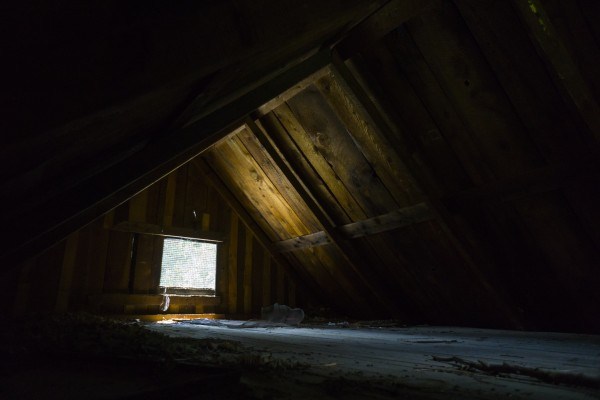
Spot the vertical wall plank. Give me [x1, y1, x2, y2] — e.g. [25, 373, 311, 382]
[262, 255, 272, 307]
[243, 227, 254, 315]
[133, 234, 155, 293]
[150, 236, 164, 290]
[70, 225, 92, 310]
[31, 243, 65, 313]
[12, 157, 310, 316]
[251, 238, 263, 314]
[55, 232, 79, 312]
[202, 213, 211, 231]
[288, 277, 296, 308]
[128, 190, 148, 222]
[103, 209, 115, 229]
[228, 214, 239, 314]
[163, 172, 177, 228]
[173, 164, 189, 227]
[103, 231, 133, 293]
[276, 262, 286, 304]
[86, 218, 111, 295]
[13, 259, 35, 314]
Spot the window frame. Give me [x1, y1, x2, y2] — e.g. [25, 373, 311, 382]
[158, 237, 219, 297]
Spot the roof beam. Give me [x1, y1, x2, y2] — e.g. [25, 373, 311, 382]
[336, 0, 441, 60]
[245, 117, 400, 315]
[192, 157, 321, 296]
[1, 49, 332, 267]
[442, 152, 600, 213]
[331, 52, 521, 326]
[111, 221, 225, 243]
[274, 232, 331, 253]
[511, 0, 600, 142]
[274, 203, 435, 252]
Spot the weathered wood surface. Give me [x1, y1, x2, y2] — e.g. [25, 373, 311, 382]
[274, 203, 434, 252]
[9, 161, 313, 317]
[5, 0, 600, 331]
[247, 118, 398, 315]
[151, 323, 600, 400]
[336, 0, 441, 60]
[111, 221, 225, 242]
[511, 0, 600, 142]
[1, 46, 334, 267]
[453, 0, 589, 163]
[274, 231, 331, 253]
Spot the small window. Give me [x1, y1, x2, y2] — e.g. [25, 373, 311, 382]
[159, 237, 217, 296]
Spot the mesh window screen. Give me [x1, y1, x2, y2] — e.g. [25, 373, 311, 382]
[159, 238, 217, 291]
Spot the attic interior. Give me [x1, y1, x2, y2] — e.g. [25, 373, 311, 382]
[2, 0, 600, 399]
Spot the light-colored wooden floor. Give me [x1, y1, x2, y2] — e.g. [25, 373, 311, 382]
[147, 321, 600, 399]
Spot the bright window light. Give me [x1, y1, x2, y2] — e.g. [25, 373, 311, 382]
[159, 238, 217, 295]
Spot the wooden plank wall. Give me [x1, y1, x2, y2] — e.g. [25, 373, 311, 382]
[349, 0, 600, 332]
[8, 161, 308, 317]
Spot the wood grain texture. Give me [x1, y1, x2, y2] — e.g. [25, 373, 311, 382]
[454, 0, 588, 163]
[405, 5, 545, 179]
[511, 0, 600, 142]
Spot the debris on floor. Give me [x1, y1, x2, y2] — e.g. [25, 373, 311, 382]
[261, 303, 305, 325]
[2, 314, 600, 399]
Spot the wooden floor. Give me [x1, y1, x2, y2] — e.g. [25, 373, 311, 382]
[147, 321, 600, 399]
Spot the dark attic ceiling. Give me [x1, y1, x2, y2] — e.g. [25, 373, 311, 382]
[2, 0, 600, 331]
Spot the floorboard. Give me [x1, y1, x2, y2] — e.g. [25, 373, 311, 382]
[146, 321, 600, 399]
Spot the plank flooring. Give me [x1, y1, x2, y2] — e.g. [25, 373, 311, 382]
[147, 321, 600, 399]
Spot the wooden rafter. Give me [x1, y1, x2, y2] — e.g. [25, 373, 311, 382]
[274, 232, 331, 253]
[193, 157, 321, 297]
[245, 117, 400, 314]
[511, 0, 600, 142]
[274, 203, 435, 252]
[2, 49, 333, 267]
[336, 0, 441, 60]
[330, 52, 521, 325]
[443, 153, 600, 213]
[111, 221, 225, 243]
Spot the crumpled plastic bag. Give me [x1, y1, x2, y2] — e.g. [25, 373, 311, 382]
[260, 303, 304, 325]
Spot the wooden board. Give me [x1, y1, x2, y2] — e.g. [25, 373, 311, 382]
[286, 85, 399, 217]
[403, 4, 545, 179]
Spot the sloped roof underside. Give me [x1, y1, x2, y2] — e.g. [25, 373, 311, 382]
[2, 0, 600, 332]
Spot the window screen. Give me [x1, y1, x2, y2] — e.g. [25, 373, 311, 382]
[159, 238, 217, 295]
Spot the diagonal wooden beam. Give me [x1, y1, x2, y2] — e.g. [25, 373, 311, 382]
[254, 67, 331, 118]
[245, 118, 400, 315]
[274, 231, 331, 253]
[1, 49, 333, 268]
[274, 203, 435, 252]
[511, 0, 600, 142]
[339, 202, 434, 238]
[442, 152, 600, 213]
[336, 0, 441, 60]
[192, 157, 321, 298]
[330, 52, 521, 326]
[111, 221, 225, 243]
